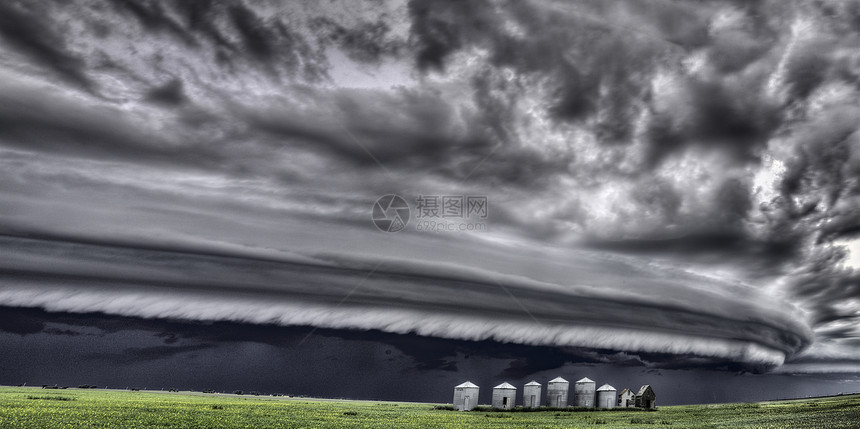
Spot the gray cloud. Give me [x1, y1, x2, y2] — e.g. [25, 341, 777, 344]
[0, 2, 94, 91]
[0, 234, 811, 368]
[0, 81, 217, 169]
[1, 0, 860, 376]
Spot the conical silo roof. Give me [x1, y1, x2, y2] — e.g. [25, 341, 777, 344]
[456, 381, 478, 388]
[597, 384, 616, 391]
[494, 382, 516, 389]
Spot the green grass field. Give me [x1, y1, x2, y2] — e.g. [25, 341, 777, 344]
[1, 387, 858, 428]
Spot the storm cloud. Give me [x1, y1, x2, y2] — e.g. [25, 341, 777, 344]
[1, 0, 860, 386]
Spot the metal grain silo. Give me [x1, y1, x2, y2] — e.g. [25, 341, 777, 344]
[596, 384, 617, 409]
[574, 377, 596, 407]
[523, 381, 541, 408]
[492, 382, 516, 410]
[453, 381, 479, 411]
[546, 376, 569, 408]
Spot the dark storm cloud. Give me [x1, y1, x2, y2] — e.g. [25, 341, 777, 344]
[0, 2, 93, 91]
[228, 5, 277, 61]
[405, 0, 788, 168]
[10, 305, 845, 404]
[407, 0, 486, 72]
[584, 230, 800, 274]
[245, 87, 491, 167]
[97, 0, 331, 82]
[0, 306, 45, 335]
[1, 0, 860, 377]
[226, 3, 329, 81]
[0, 84, 218, 169]
[112, 0, 197, 47]
[402, 0, 858, 291]
[581, 175, 801, 274]
[644, 79, 782, 167]
[310, 17, 404, 64]
[0, 234, 811, 369]
[85, 344, 214, 365]
[779, 113, 860, 242]
[243, 84, 570, 189]
[145, 79, 187, 106]
[789, 267, 860, 327]
[0, 306, 778, 378]
[172, 0, 233, 49]
[400, 0, 860, 371]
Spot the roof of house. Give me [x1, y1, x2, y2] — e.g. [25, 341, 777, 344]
[456, 381, 479, 388]
[549, 377, 569, 383]
[494, 382, 516, 390]
[619, 388, 633, 395]
[596, 384, 616, 392]
[637, 385, 652, 396]
[576, 377, 594, 383]
[525, 381, 541, 386]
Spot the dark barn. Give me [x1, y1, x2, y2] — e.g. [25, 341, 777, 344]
[635, 385, 657, 409]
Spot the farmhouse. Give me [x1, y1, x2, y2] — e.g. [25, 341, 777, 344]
[452, 381, 479, 411]
[523, 381, 541, 409]
[492, 382, 517, 410]
[596, 384, 616, 409]
[573, 377, 596, 407]
[635, 385, 657, 409]
[618, 388, 635, 408]
[546, 376, 569, 407]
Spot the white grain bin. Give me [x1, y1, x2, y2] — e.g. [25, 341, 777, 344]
[492, 382, 516, 410]
[574, 377, 596, 407]
[546, 376, 569, 408]
[596, 384, 617, 409]
[453, 381, 479, 411]
[523, 381, 541, 408]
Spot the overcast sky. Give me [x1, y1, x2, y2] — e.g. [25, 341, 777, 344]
[2, 0, 860, 403]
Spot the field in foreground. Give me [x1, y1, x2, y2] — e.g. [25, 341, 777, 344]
[1, 387, 859, 428]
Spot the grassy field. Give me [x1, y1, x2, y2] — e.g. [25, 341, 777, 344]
[1, 387, 859, 428]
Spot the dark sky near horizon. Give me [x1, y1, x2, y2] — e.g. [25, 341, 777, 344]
[2, 306, 859, 405]
[1, 0, 860, 404]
